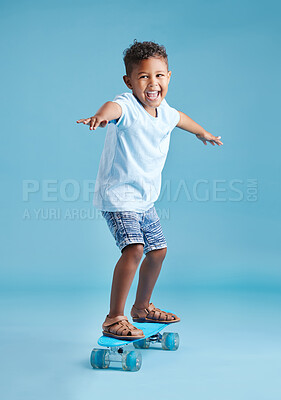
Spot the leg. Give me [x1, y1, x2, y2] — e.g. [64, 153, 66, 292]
[108, 244, 143, 318]
[133, 247, 167, 309]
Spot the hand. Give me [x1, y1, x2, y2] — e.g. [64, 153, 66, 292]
[196, 130, 223, 146]
[76, 115, 108, 130]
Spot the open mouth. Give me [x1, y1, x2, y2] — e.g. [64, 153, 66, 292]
[145, 91, 160, 101]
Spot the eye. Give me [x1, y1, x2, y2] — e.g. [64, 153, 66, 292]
[157, 74, 164, 77]
[140, 75, 149, 79]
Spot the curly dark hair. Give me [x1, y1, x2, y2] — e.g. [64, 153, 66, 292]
[123, 40, 168, 76]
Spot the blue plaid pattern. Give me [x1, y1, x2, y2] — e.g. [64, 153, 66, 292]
[101, 206, 167, 254]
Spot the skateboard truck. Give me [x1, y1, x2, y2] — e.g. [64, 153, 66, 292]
[90, 346, 142, 372]
[133, 332, 179, 350]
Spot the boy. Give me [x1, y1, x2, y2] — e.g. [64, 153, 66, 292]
[77, 40, 223, 340]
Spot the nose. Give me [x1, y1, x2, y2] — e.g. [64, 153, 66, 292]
[148, 78, 159, 88]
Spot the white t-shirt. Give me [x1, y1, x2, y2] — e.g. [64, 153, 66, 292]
[93, 92, 180, 212]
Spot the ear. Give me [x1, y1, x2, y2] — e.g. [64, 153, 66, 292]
[167, 70, 172, 82]
[123, 75, 133, 89]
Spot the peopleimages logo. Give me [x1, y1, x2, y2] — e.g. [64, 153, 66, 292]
[22, 178, 258, 221]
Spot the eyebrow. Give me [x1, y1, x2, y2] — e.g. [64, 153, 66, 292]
[137, 71, 166, 75]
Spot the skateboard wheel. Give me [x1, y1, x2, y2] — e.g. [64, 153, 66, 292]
[161, 332, 179, 351]
[133, 338, 150, 349]
[90, 349, 110, 369]
[121, 351, 142, 372]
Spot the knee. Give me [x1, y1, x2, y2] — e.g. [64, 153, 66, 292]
[122, 243, 144, 264]
[146, 247, 167, 263]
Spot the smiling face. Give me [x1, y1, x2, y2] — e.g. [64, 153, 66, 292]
[123, 57, 171, 117]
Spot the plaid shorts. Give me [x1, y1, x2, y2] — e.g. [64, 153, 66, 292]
[101, 206, 167, 255]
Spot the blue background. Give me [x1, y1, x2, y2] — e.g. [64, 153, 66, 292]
[1, 0, 281, 399]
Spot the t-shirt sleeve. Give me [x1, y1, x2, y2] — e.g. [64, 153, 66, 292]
[169, 106, 180, 130]
[161, 99, 180, 131]
[109, 93, 138, 130]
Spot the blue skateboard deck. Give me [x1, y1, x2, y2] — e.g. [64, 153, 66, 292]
[98, 322, 168, 347]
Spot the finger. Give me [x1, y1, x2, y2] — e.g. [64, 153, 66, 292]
[93, 118, 101, 130]
[90, 118, 96, 130]
[216, 136, 223, 145]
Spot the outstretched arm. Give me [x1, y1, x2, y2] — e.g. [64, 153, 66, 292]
[76, 101, 122, 130]
[177, 110, 223, 146]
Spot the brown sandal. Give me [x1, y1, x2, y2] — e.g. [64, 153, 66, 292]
[102, 315, 145, 341]
[131, 303, 180, 324]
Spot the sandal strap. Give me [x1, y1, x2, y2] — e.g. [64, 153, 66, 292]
[103, 315, 128, 327]
[114, 320, 136, 336]
[103, 315, 143, 337]
[147, 303, 156, 313]
[147, 305, 175, 321]
[132, 303, 177, 321]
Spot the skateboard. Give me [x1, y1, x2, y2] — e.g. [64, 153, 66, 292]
[90, 321, 180, 372]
